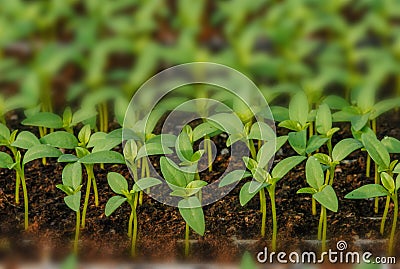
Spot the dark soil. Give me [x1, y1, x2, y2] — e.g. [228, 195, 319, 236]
[1, 111, 400, 264]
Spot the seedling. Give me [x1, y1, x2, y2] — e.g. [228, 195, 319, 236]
[220, 136, 304, 251]
[105, 172, 161, 257]
[22, 106, 97, 136]
[345, 172, 400, 255]
[160, 156, 207, 257]
[58, 125, 126, 228]
[0, 130, 63, 230]
[298, 157, 339, 252]
[278, 91, 327, 156]
[56, 162, 83, 254]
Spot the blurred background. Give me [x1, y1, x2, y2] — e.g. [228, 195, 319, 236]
[1, 1, 400, 268]
[1, 0, 400, 125]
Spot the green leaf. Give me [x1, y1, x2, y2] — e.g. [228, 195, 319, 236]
[22, 112, 63, 129]
[64, 192, 81, 212]
[40, 131, 78, 149]
[62, 162, 82, 189]
[289, 91, 309, 126]
[313, 153, 332, 166]
[371, 98, 400, 119]
[193, 122, 219, 141]
[176, 131, 193, 161]
[0, 152, 14, 169]
[351, 113, 370, 131]
[136, 142, 173, 160]
[178, 197, 205, 236]
[316, 103, 332, 135]
[271, 106, 289, 122]
[107, 172, 128, 195]
[219, 170, 251, 187]
[396, 174, 400, 191]
[58, 154, 79, 163]
[278, 120, 303, 132]
[272, 156, 306, 179]
[381, 172, 395, 194]
[381, 137, 400, 154]
[123, 139, 138, 164]
[323, 95, 350, 110]
[345, 184, 389, 199]
[243, 157, 258, 171]
[313, 185, 338, 212]
[288, 130, 307, 156]
[240, 181, 264, 206]
[306, 157, 324, 190]
[79, 151, 125, 164]
[71, 108, 98, 126]
[332, 138, 363, 162]
[78, 125, 91, 146]
[160, 157, 187, 189]
[306, 135, 329, 155]
[208, 113, 244, 135]
[248, 122, 276, 141]
[0, 123, 10, 140]
[11, 131, 41, 149]
[56, 184, 74, 196]
[362, 132, 390, 169]
[23, 145, 62, 165]
[297, 187, 317, 195]
[132, 177, 162, 192]
[105, 196, 127, 216]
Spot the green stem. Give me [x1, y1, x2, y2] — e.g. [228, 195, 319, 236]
[128, 210, 134, 238]
[309, 122, 314, 140]
[87, 165, 98, 207]
[260, 188, 267, 237]
[312, 198, 317, 216]
[206, 138, 213, 172]
[249, 140, 257, 159]
[381, 195, 391, 235]
[375, 166, 379, 214]
[81, 172, 93, 229]
[103, 102, 109, 133]
[321, 207, 327, 253]
[184, 222, 190, 257]
[318, 207, 324, 241]
[131, 193, 138, 257]
[74, 210, 80, 255]
[328, 166, 335, 186]
[20, 169, 29, 231]
[366, 153, 371, 178]
[15, 170, 20, 205]
[268, 187, 277, 252]
[98, 104, 104, 132]
[389, 194, 398, 256]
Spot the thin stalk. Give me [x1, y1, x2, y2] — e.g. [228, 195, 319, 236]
[139, 158, 146, 205]
[381, 195, 391, 235]
[328, 166, 335, 186]
[15, 170, 20, 205]
[184, 222, 190, 257]
[312, 199, 317, 216]
[248, 140, 257, 159]
[318, 207, 324, 241]
[260, 188, 267, 237]
[131, 193, 138, 257]
[87, 165, 98, 207]
[74, 210, 81, 255]
[128, 210, 134, 238]
[388, 194, 398, 256]
[206, 138, 213, 172]
[268, 187, 277, 251]
[366, 153, 371, 178]
[81, 173, 93, 229]
[102, 102, 109, 133]
[321, 207, 327, 253]
[375, 166, 379, 214]
[20, 169, 29, 230]
[98, 104, 104, 132]
[309, 122, 314, 140]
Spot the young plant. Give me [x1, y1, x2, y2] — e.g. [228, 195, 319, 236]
[57, 125, 125, 228]
[105, 172, 161, 257]
[345, 172, 400, 256]
[160, 156, 207, 257]
[56, 162, 83, 254]
[278, 91, 327, 157]
[0, 130, 63, 230]
[22, 106, 97, 136]
[298, 157, 339, 253]
[220, 137, 304, 251]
